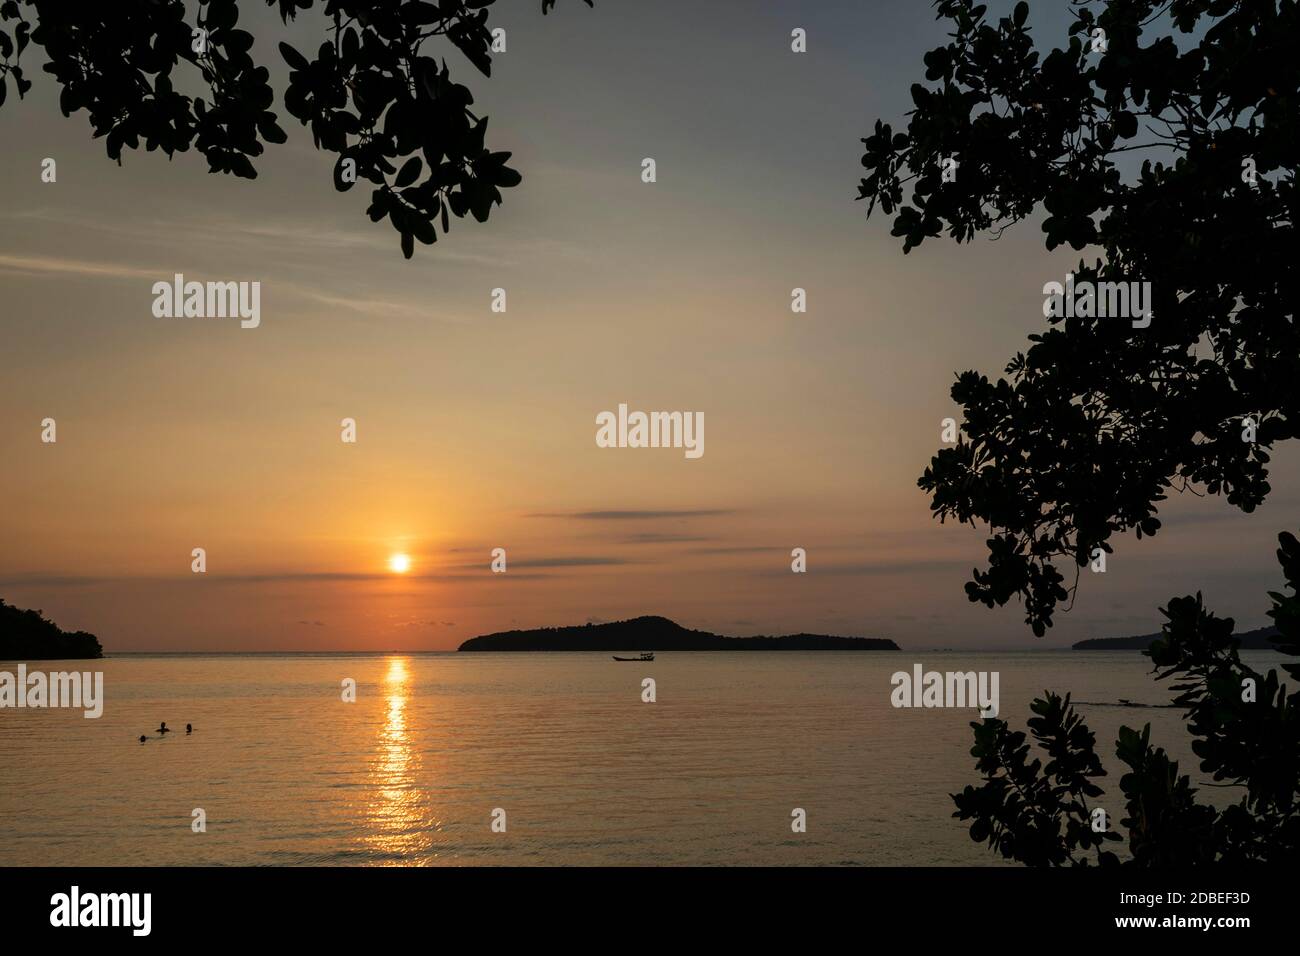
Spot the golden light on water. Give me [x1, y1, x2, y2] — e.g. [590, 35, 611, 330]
[388, 553, 411, 574]
[361, 656, 436, 863]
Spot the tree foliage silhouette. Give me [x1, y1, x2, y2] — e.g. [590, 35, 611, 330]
[952, 536, 1300, 864]
[860, 0, 1297, 635]
[0, 597, 103, 659]
[861, 0, 1299, 864]
[0, 0, 591, 258]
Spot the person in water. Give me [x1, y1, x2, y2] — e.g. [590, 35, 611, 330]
[186, 724, 192, 734]
[139, 735, 147, 743]
[157, 722, 170, 734]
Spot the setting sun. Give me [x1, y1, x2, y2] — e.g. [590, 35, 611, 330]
[388, 553, 411, 574]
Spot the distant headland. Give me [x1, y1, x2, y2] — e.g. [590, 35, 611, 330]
[1072, 624, 1279, 651]
[0, 599, 104, 660]
[458, 615, 900, 652]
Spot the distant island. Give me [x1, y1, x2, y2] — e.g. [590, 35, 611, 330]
[0, 598, 103, 660]
[458, 615, 900, 652]
[1073, 624, 1279, 651]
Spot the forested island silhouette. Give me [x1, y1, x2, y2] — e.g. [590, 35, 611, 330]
[458, 615, 901, 652]
[1073, 625, 1280, 651]
[0, 599, 103, 660]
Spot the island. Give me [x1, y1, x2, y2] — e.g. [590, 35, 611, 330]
[458, 615, 899, 652]
[1073, 624, 1279, 651]
[0, 598, 104, 660]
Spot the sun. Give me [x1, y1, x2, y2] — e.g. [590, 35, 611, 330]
[388, 553, 411, 574]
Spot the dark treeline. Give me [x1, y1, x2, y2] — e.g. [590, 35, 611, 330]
[0, 598, 103, 660]
[1074, 625, 1281, 651]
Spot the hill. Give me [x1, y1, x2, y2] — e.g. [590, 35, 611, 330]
[458, 615, 899, 652]
[1073, 625, 1280, 651]
[0, 599, 104, 660]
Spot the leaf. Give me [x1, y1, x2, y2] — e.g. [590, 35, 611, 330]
[394, 156, 422, 188]
[224, 29, 254, 57]
[278, 41, 310, 72]
[412, 215, 436, 245]
[257, 115, 288, 145]
[228, 153, 257, 179]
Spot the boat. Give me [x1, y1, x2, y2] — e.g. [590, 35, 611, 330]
[612, 652, 654, 662]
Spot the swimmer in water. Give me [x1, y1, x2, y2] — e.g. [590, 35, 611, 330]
[157, 722, 170, 734]
[186, 724, 192, 734]
[139, 735, 147, 743]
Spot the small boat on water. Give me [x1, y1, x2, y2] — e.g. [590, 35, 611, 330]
[613, 652, 654, 662]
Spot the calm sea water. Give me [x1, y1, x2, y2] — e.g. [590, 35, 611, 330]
[0, 650, 1285, 866]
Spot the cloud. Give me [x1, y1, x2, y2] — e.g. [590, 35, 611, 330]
[690, 545, 786, 555]
[2, 207, 594, 269]
[0, 251, 463, 324]
[528, 509, 735, 520]
[515, 556, 630, 567]
[754, 558, 973, 577]
[447, 556, 633, 569]
[301, 290, 464, 324]
[0, 574, 107, 588]
[0, 253, 162, 280]
[0, 570, 559, 587]
[690, 543, 875, 556]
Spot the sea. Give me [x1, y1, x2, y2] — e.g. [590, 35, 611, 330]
[0, 650, 1286, 866]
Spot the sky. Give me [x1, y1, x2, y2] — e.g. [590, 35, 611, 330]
[1, 0, 1297, 651]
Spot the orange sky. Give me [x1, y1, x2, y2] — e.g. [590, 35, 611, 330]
[2, 1, 1297, 651]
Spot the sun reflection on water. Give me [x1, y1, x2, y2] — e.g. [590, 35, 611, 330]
[362, 656, 437, 863]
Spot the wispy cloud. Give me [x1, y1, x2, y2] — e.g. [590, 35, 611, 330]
[528, 509, 736, 520]
[754, 558, 972, 577]
[2, 207, 593, 268]
[690, 545, 787, 555]
[0, 570, 563, 587]
[0, 253, 161, 280]
[0, 251, 463, 323]
[447, 556, 634, 569]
